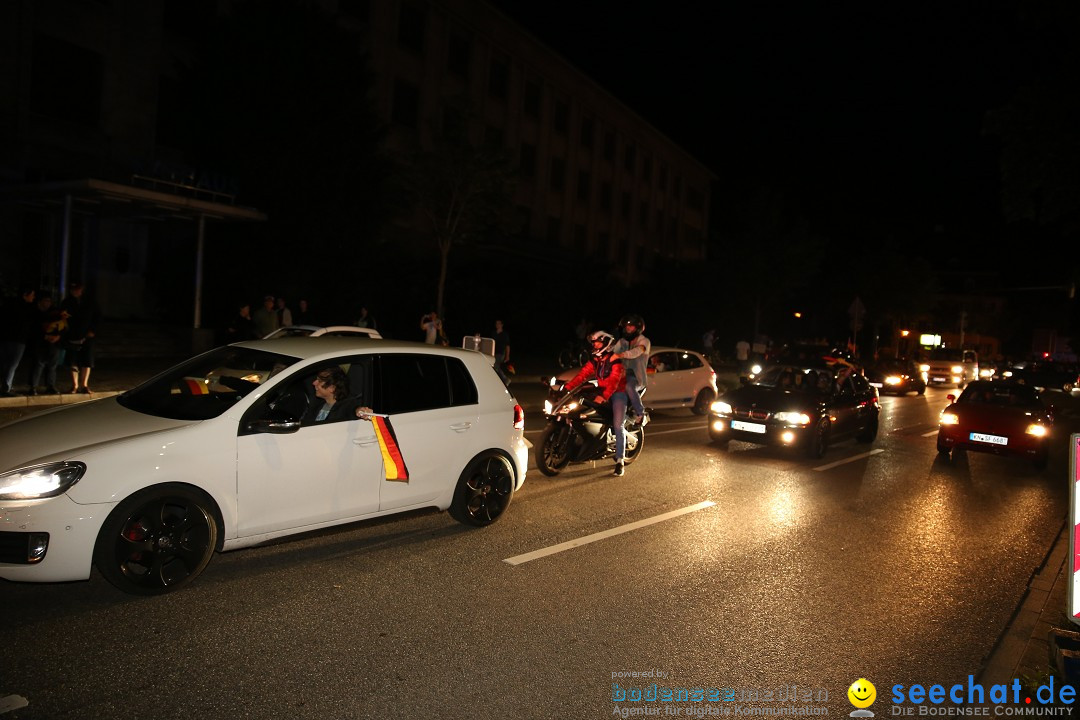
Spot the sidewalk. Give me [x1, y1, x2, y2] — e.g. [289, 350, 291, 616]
[0, 356, 182, 409]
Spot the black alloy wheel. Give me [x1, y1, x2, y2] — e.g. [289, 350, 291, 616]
[94, 484, 219, 595]
[449, 453, 515, 526]
[537, 423, 574, 476]
[805, 418, 829, 459]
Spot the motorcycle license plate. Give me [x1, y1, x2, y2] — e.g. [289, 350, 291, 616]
[732, 420, 766, 434]
[970, 432, 1008, 446]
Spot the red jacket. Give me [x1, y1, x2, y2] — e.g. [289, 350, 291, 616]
[566, 352, 626, 401]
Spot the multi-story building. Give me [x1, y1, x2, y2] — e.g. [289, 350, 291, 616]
[0, 0, 715, 331]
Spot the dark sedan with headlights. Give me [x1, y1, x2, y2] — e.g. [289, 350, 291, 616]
[936, 380, 1054, 469]
[708, 363, 880, 458]
[865, 359, 926, 396]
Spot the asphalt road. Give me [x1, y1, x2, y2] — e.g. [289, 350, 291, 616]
[1, 385, 1076, 718]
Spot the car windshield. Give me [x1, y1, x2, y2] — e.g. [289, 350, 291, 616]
[754, 365, 829, 392]
[928, 349, 964, 361]
[117, 346, 301, 420]
[957, 383, 1042, 409]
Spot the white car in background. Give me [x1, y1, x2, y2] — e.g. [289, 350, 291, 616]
[0, 338, 526, 595]
[264, 325, 382, 339]
[555, 346, 718, 415]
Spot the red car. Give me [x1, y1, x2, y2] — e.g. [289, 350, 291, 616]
[936, 381, 1054, 469]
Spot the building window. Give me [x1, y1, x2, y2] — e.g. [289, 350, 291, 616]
[442, 105, 465, 140]
[489, 57, 509, 100]
[621, 191, 631, 220]
[391, 78, 420, 128]
[623, 144, 636, 174]
[397, 3, 426, 55]
[599, 232, 611, 256]
[553, 99, 569, 135]
[524, 78, 542, 119]
[600, 181, 612, 212]
[447, 33, 471, 79]
[574, 223, 587, 251]
[674, 175, 682, 199]
[550, 157, 566, 192]
[547, 216, 562, 244]
[658, 163, 668, 190]
[519, 142, 536, 179]
[642, 155, 652, 183]
[580, 117, 594, 149]
[686, 186, 705, 211]
[577, 170, 591, 203]
[603, 130, 615, 163]
[639, 200, 648, 229]
[31, 34, 102, 127]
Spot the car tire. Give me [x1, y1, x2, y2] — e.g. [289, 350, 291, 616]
[94, 483, 220, 596]
[449, 452, 515, 527]
[691, 388, 716, 416]
[805, 419, 829, 459]
[624, 426, 645, 464]
[1033, 447, 1049, 471]
[537, 423, 574, 477]
[936, 432, 951, 457]
[917, 386, 926, 395]
[856, 416, 879, 444]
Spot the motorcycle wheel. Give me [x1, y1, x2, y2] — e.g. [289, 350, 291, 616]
[537, 422, 574, 476]
[623, 426, 645, 464]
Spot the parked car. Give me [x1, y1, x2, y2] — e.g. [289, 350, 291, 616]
[918, 348, 978, 388]
[865, 359, 926, 395]
[264, 325, 383, 340]
[936, 380, 1053, 469]
[0, 338, 527, 594]
[554, 346, 718, 414]
[708, 362, 880, 458]
[998, 360, 1078, 392]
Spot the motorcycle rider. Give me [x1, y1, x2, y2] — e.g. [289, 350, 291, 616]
[563, 330, 630, 477]
[612, 314, 651, 427]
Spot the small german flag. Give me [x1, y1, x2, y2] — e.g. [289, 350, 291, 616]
[372, 415, 409, 482]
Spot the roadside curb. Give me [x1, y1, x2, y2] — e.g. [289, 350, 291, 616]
[979, 518, 1069, 687]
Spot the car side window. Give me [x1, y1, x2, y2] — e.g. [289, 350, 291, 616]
[649, 352, 677, 373]
[373, 354, 477, 415]
[677, 352, 703, 370]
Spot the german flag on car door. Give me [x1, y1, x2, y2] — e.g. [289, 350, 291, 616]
[372, 416, 409, 482]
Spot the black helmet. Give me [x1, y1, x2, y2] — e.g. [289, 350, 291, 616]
[619, 314, 645, 340]
[588, 330, 615, 356]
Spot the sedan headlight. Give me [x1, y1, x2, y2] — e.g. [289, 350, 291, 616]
[774, 411, 811, 425]
[0, 461, 86, 500]
[884, 375, 903, 385]
[710, 401, 732, 415]
[940, 412, 959, 425]
[749, 364, 762, 376]
[1026, 424, 1049, 437]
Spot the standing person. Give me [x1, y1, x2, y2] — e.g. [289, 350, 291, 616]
[276, 297, 293, 328]
[252, 295, 279, 337]
[356, 306, 377, 330]
[227, 303, 258, 341]
[612, 314, 651, 427]
[293, 299, 313, 326]
[701, 328, 716, 358]
[27, 294, 66, 396]
[61, 282, 99, 394]
[735, 338, 750, 373]
[0, 287, 36, 396]
[563, 330, 629, 476]
[420, 311, 441, 344]
[493, 319, 511, 368]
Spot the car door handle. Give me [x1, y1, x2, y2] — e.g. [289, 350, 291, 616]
[353, 436, 379, 446]
[450, 422, 472, 432]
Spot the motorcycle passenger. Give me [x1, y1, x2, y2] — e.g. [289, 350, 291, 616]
[564, 330, 630, 477]
[612, 314, 651, 427]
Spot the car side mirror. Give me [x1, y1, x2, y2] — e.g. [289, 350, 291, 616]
[246, 418, 301, 434]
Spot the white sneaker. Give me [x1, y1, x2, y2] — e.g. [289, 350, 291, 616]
[613, 462, 625, 477]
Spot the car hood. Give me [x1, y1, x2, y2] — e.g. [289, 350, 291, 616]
[720, 385, 824, 411]
[0, 398, 195, 473]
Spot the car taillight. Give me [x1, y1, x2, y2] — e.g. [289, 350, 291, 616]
[513, 404, 524, 430]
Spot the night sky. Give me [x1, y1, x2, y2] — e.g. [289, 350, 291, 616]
[490, 1, 1032, 251]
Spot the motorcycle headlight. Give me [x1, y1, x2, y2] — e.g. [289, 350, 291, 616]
[0, 461, 87, 500]
[774, 411, 811, 425]
[710, 401, 732, 415]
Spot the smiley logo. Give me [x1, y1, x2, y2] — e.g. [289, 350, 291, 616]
[847, 678, 876, 709]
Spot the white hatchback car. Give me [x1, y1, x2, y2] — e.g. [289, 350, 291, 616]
[0, 338, 527, 594]
[556, 346, 718, 414]
[264, 325, 383, 340]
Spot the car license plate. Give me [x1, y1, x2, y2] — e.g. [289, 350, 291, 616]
[732, 420, 766, 434]
[869, 382, 883, 388]
[970, 432, 1008, 446]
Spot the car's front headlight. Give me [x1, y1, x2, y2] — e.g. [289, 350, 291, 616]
[951, 365, 963, 374]
[884, 375, 902, 385]
[710, 401, 732, 415]
[774, 411, 811, 425]
[919, 364, 930, 372]
[940, 412, 959, 425]
[1026, 424, 1049, 438]
[0, 461, 86, 500]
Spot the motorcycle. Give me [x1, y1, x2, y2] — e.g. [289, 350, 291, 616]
[536, 378, 645, 476]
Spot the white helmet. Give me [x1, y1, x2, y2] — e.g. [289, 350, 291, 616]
[588, 330, 615, 356]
